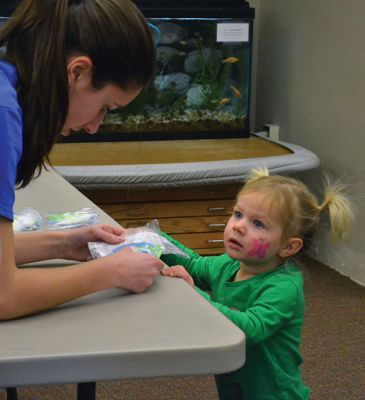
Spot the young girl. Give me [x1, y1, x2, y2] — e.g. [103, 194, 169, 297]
[0, 0, 163, 320]
[161, 168, 354, 400]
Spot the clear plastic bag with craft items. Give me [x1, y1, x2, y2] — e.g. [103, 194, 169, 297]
[13, 207, 43, 232]
[88, 219, 189, 259]
[46, 207, 100, 230]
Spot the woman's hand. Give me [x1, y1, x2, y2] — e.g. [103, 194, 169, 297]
[60, 224, 165, 293]
[60, 224, 125, 261]
[161, 265, 195, 287]
[108, 247, 164, 293]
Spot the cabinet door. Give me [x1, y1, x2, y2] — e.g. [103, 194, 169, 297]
[98, 199, 234, 219]
[117, 216, 228, 234]
[171, 232, 225, 249]
[81, 183, 242, 203]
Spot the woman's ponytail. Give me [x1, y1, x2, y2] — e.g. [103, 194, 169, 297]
[1, 0, 70, 187]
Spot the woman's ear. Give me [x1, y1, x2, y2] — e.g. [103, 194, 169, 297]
[67, 56, 93, 85]
[279, 237, 303, 258]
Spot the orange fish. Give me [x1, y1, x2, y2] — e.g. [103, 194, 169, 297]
[222, 57, 239, 64]
[229, 85, 241, 98]
[219, 98, 231, 105]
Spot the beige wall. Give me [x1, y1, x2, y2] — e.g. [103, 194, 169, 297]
[251, 0, 365, 284]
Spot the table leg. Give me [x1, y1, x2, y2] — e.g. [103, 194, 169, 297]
[77, 382, 96, 400]
[6, 387, 18, 400]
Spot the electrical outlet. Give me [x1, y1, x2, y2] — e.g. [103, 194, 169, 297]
[263, 124, 280, 141]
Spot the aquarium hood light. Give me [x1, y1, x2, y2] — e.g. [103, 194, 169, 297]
[135, 0, 255, 19]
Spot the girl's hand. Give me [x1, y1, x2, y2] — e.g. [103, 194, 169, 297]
[60, 224, 125, 261]
[161, 265, 195, 287]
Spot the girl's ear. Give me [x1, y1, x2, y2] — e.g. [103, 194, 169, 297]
[67, 56, 93, 85]
[279, 237, 303, 258]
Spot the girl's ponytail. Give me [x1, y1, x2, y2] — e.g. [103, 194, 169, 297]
[319, 178, 355, 241]
[245, 167, 270, 184]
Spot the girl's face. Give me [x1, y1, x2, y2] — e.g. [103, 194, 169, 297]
[61, 56, 141, 136]
[224, 191, 287, 270]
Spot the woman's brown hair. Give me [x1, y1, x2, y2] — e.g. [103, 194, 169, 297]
[0, 0, 156, 188]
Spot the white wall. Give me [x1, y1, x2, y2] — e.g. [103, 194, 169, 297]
[251, 0, 365, 284]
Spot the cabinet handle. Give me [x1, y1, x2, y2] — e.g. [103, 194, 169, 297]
[208, 191, 223, 195]
[208, 207, 226, 213]
[208, 223, 226, 228]
[206, 239, 224, 243]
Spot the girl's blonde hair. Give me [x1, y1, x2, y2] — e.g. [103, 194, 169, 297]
[238, 168, 355, 251]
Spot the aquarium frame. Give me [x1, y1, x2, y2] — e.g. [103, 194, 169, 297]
[64, 1, 255, 143]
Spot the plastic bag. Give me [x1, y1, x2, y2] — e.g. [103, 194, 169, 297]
[46, 207, 100, 230]
[88, 241, 164, 258]
[88, 219, 189, 259]
[13, 207, 43, 232]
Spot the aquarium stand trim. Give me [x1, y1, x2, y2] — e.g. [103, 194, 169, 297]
[54, 138, 320, 190]
[59, 129, 251, 143]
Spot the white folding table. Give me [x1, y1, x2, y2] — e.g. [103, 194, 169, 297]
[0, 169, 245, 399]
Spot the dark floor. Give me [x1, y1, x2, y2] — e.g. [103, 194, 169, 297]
[1, 257, 364, 400]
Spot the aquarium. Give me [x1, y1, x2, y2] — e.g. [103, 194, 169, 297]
[0, 0, 255, 142]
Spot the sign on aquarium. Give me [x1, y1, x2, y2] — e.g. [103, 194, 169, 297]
[216, 23, 249, 43]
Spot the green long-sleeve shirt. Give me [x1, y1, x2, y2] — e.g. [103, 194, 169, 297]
[161, 233, 310, 400]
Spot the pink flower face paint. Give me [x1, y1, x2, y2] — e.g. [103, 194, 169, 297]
[247, 239, 270, 258]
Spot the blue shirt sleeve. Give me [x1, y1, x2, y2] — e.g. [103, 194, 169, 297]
[0, 61, 22, 221]
[0, 106, 22, 221]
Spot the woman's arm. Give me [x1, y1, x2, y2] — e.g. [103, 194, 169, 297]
[0, 219, 163, 320]
[14, 224, 125, 264]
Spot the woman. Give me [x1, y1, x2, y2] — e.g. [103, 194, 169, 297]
[0, 0, 163, 320]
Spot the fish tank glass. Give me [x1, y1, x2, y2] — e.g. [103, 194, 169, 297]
[0, 0, 255, 142]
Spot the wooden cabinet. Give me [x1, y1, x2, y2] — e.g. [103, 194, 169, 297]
[80, 183, 242, 255]
[50, 137, 292, 254]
